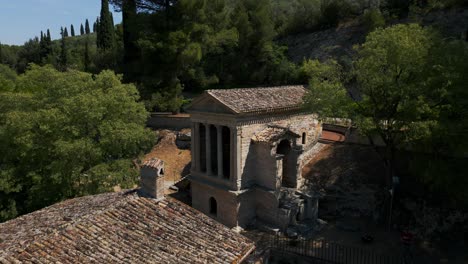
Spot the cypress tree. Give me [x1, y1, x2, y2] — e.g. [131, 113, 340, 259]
[80, 24, 85, 35]
[47, 29, 51, 41]
[93, 19, 98, 33]
[97, 0, 115, 50]
[85, 19, 91, 34]
[64, 27, 69, 37]
[0, 42, 3, 64]
[59, 27, 68, 71]
[70, 24, 75, 37]
[122, 0, 140, 82]
[39, 30, 47, 61]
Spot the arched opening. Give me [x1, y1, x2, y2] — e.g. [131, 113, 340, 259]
[277, 139, 294, 188]
[302, 132, 307, 145]
[209, 197, 217, 216]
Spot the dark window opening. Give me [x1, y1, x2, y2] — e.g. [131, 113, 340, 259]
[199, 124, 207, 172]
[210, 125, 218, 175]
[209, 197, 217, 216]
[302, 132, 307, 144]
[277, 139, 294, 188]
[222, 126, 231, 179]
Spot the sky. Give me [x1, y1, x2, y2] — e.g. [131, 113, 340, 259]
[0, 0, 121, 45]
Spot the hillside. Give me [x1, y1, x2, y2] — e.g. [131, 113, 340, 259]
[280, 7, 468, 64]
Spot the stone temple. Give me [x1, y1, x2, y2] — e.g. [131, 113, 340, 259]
[186, 85, 322, 232]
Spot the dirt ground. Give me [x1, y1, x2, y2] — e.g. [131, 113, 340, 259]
[143, 129, 191, 190]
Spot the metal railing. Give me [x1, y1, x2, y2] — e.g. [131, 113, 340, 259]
[270, 237, 403, 264]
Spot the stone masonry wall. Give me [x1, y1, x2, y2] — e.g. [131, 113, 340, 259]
[237, 113, 321, 190]
[191, 181, 239, 227]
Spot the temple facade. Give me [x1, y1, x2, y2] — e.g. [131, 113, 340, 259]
[186, 86, 322, 231]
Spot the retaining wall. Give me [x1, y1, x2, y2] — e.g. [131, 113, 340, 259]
[147, 113, 191, 130]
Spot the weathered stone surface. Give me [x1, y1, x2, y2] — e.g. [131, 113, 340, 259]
[188, 86, 324, 233]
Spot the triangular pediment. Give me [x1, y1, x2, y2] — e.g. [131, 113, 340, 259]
[186, 93, 236, 114]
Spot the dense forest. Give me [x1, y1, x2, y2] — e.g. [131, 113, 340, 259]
[1, 0, 468, 222]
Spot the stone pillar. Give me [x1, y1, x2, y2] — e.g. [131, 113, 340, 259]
[205, 123, 212, 176]
[195, 123, 201, 173]
[217, 125, 223, 178]
[230, 126, 238, 185]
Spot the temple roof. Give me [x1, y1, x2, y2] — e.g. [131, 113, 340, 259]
[0, 191, 255, 263]
[188, 85, 307, 115]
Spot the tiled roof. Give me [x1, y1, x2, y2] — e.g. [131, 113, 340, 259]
[0, 191, 255, 263]
[206, 85, 307, 114]
[252, 126, 300, 143]
[142, 158, 164, 169]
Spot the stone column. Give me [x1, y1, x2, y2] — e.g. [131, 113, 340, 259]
[194, 123, 200, 173]
[205, 123, 212, 176]
[217, 125, 223, 179]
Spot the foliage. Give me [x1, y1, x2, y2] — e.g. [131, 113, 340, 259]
[0, 64, 17, 92]
[303, 23, 468, 204]
[0, 65, 155, 222]
[353, 24, 441, 149]
[361, 8, 386, 32]
[97, 0, 116, 50]
[302, 59, 354, 119]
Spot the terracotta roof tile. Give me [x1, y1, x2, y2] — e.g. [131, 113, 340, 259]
[206, 85, 307, 114]
[142, 158, 164, 170]
[0, 192, 254, 263]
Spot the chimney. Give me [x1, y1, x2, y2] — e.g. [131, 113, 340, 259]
[139, 158, 165, 200]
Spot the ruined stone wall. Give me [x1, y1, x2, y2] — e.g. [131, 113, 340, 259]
[255, 189, 291, 229]
[237, 113, 321, 190]
[242, 143, 278, 189]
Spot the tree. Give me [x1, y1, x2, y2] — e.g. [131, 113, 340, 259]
[0, 42, 2, 63]
[0, 64, 16, 92]
[85, 19, 91, 34]
[59, 27, 68, 71]
[122, 0, 140, 82]
[0, 65, 155, 222]
[93, 18, 99, 33]
[305, 24, 443, 186]
[39, 30, 49, 61]
[97, 0, 116, 50]
[71, 24, 75, 37]
[16, 37, 41, 72]
[84, 37, 91, 72]
[47, 29, 51, 41]
[64, 27, 69, 37]
[80, 24, 85, 35]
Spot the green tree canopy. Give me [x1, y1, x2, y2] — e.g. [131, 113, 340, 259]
[0, 65, 155, 222]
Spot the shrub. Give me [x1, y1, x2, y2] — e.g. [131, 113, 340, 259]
[362, 8, 386, 32]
